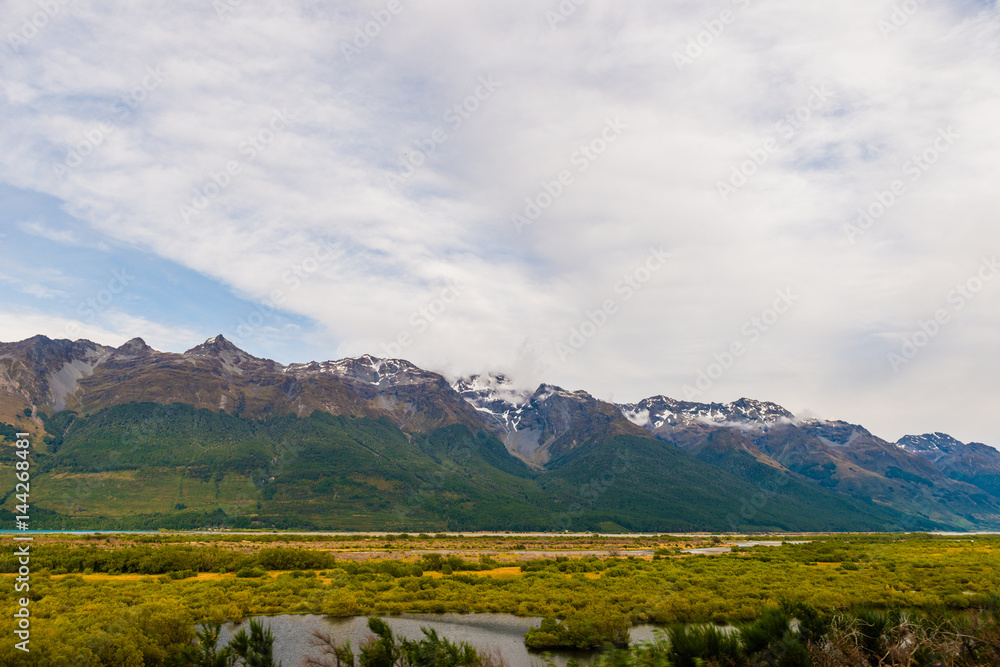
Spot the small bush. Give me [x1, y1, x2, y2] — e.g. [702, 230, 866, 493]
[236, 567, 267, 578]
[167, 569, 197, 580]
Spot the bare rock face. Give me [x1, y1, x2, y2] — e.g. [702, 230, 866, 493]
[2, 332, 998, 530]
[0, 334, 488, 436]
[613, 392, 1000, 530]
[454, 374, 670, 468]
[111, 337, 155, 361]
[0, 336, 114, 414]
[899, 432, 1000, 497]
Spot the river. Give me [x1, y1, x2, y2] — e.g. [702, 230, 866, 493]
[218, 613, 663, 666]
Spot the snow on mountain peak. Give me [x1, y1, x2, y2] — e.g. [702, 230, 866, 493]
[897, 432, 966, 454]
[619, 395, 794, 432]
[286, 355, 437, 388]
[451, 373, 538, 433]
[453, 373, 533, 406]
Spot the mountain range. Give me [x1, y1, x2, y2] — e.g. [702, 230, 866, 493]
[1, 334, 998, 532]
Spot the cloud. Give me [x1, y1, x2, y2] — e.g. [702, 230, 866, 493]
[0, 0, 998, 445]
[17, 219, 111, 250]
[20, 283, 64, 300]
[19, 220, 78, 245]
[0, 307, 203, 353]
[0, 268, 69, 300]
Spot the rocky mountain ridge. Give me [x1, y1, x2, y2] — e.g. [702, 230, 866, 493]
[2, 334, 997, 531]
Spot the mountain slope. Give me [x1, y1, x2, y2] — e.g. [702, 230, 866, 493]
[899, 433, 1000, 498]
[453, 374, 650, 468]
[619, 396, 1000, 530]
[13, 401, 555, 531]
[2, 333, 997, 532]
[537, 433, 919, 533]
[1, 335, 486, 436]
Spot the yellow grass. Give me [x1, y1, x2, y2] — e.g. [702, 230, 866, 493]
[44, 565, 593, 583]
[476, 566, 523, 578]
[50, 572, 234, 582]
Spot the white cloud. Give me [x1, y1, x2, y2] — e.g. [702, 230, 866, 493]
[18, 219, 110, 250]
[19, 283, 63, 299]
[0, 0, 998, 445]
[0, 307, 203, 353]
[0, 268, 69, 299]
[19, 220, 78, 245]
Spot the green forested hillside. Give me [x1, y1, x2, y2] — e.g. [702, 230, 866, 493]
[539, 434, 922, 533]
[0, 401, 941, 532]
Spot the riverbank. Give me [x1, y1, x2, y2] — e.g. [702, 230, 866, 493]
[2, 532, 998, 664]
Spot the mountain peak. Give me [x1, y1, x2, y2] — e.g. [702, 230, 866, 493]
[450, 375, 590, 423]
[184, 334, 243, 356]
[534, 383, 595, 403]
[285, 355, 438, 388]
[0, 334, 111, 363]
[897, 432, 966, 454]
[453, 373, 531, 405]
[181, 335, 282, 375]
[111, 337, 155, 360]
[725, 397, 795, 421]
[897, 433, 1000, 493]
[619, 395, 795, 432]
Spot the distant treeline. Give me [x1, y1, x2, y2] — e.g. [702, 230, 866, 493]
[0, 543, 500, 577]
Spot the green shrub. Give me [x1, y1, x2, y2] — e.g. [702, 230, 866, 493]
[236, 567, 267, 578]
[667, 623, 742, 667]
[525, 615, 630, 651]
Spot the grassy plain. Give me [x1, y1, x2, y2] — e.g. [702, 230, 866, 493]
[2, 532, 999, 665]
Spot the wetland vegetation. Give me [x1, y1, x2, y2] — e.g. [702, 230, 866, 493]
[3, 532, 1000, 665]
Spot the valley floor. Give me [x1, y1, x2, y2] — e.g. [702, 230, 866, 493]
[3, 532, 1000, 665]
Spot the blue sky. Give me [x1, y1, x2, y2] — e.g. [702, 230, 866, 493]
[0, 0, 998, 446]
[0, 184, 331, 362]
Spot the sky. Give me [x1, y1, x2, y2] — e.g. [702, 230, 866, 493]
[0, 0, 998, 447]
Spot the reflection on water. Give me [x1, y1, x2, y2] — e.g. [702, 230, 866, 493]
[219, 613, 661, 667]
